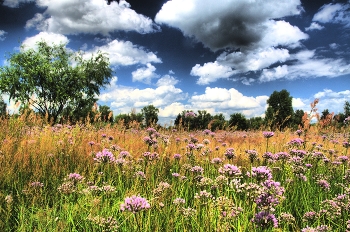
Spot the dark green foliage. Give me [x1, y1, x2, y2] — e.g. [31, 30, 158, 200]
[248, 116, 264, 130]
[0, 96, 6, 116]
[141, 105, 159, 127]
[229, 113, 248, 131]
[265, 89, 294, 130]
[0, 41, 112, 123]
[115, 109, 144, 128]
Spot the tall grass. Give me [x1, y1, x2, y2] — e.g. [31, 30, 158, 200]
[0, 114, 349, 231]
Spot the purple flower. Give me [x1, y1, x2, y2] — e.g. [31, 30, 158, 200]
[343, 141, 350, 148]
[173, 198, 186, 205]
[211, 157, 223, 164]
[30, 182, 44, 188]
[337, 155, 349, 163]
[202, 129, 212, 135]
[173, 153, 181, 159]
[185, 111, 196, 118]
[120, 195, 150, 213]
[190, 166, 204, 174]
[275, 152, 290, 161]
[218, 164, 241, 177]
[252, 211, 278, 229]
[317, 179, 330, 191]
[288, 138, 304, 146]
[224, 148, 235, 159]
[246, 149, 258, 162]
[68, 173, 84, 183]
[94, 149, 115, 163]
[295, 129, 303, 136]
[263, 131, 274, 138]
[251, 166, 272, 182]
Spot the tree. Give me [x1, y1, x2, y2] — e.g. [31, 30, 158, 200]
[209, 113, 227, 131]
[98, 105, 113, 123]
[229, 113, 248, 131]
[0, 96, 7, 117]
[248, 116, 264, 130]
[292, 109, 304, 129]
[196, 110, 213, 130]
[141, 105, 159, 127]
[344, 101, 350, 117]
[265, 89, 294, 130]
[0, 41, 112, 123]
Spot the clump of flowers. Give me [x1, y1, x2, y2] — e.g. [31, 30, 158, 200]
[194, 190, 213, 204]
[251, 166, 272, 182]
[88, 215, 119, 231]
[153, 181, 171, 196]
[218, 164, 242, 178]
[68, 173, 84, 184]
[94, 149, 115, 163]
[190, 165, 204, 175]
[173, 198, 186, 205]
[224, 148, 235, 159]
[288, 138, 304, 147]
[263, 131, 274, 138]
[251, 211, 278, 229]
[120, 195, 150, 213]
[246, 149, 258, 163]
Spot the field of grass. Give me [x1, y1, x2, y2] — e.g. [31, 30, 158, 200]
[0, 114, 350, 231]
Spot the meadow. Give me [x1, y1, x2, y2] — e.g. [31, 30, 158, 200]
[0, 114, 350, 232]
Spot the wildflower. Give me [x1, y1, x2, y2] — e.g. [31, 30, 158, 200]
[135, 171, 146, 179]
[246, 149, 258, 163]
[68, 173, 84, 183]
[303, 211, 317, 223]
[252, 211, 278, 229]
[173, 198, 185, 205]
[290, 149, 307, 157]
[30, 181, 44, 188]
[94, 149, 115, 163]
[211, 157, 223, 164]
[202, 139, 210, 145]
[88, 141, 95, 146]
[58, 181, 76, 194]
[275, 152, 290, 161]
[88, 215, 119, 231]
[181, 207, 196, 217]
[190, 166, 204, 174]
[120, 195, 150, 213]
[118, 151, 130, 158]
[224, 148, 235, 159]
[288, 138, 304, 146]
[337, 155, 349, 163]
[153, 182, 171, 196]
[143, 136, 155, 146]
[203, 129, 212, 135]
[295, 129, 303, 136]
[173, 153, 181, 160]
[185, 111, 196, 118]
[218, 164, 241, 177]
[251, 166, 273, 182]
[343, 141, 350, 148]
[279, 212, 295, 226]
[172, 173, 181, 178]
[262, 152, 275, 161]
[263, 131, 274, 138]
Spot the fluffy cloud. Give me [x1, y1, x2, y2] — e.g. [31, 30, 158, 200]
[156, 75, 179, 87]
[305, 22, 324, 31]
[190, 61, 236, 85]
[0, 30, 7, 41]
[22, 32, 69, 49]
[313, 89, 350, 114]
[25, 0, 159, 35]
[85, 39, 161, 66]
[312, 3, 350, 27]
[3, 0, 34, 8]
[132, 63, 158, 84]
[257, 50, 350, 83]
[190, 87, 268, 118]
[217, 47, 290, 73]
[155, 0, 302, 51]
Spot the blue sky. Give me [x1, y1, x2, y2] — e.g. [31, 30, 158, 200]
[0, 0, 350, 125]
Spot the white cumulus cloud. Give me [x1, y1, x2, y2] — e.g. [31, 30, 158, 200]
[190, 61, 236, 85]
[25, 0, 159, 35]
[132, 63, 158, 84]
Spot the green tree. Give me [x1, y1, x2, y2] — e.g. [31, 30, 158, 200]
[292, 109, 305, 129]
[0, 96, 7, 117]
[209, 113, 227, 131]
[98, 105, 113, 123]
[0, 41, 112, 123]
[248, 116, 264, 130]
[265, 89, 294, 130]
[196, 110, 213, 130]
[344, 101, 350, 117]
[141, 105, 159, 127]
[229, 113, 248, 131]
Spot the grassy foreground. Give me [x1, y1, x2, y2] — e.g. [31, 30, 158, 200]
[0, 116, 350, 231]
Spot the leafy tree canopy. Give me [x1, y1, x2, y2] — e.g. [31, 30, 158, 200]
[0, 41, 112, 123]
